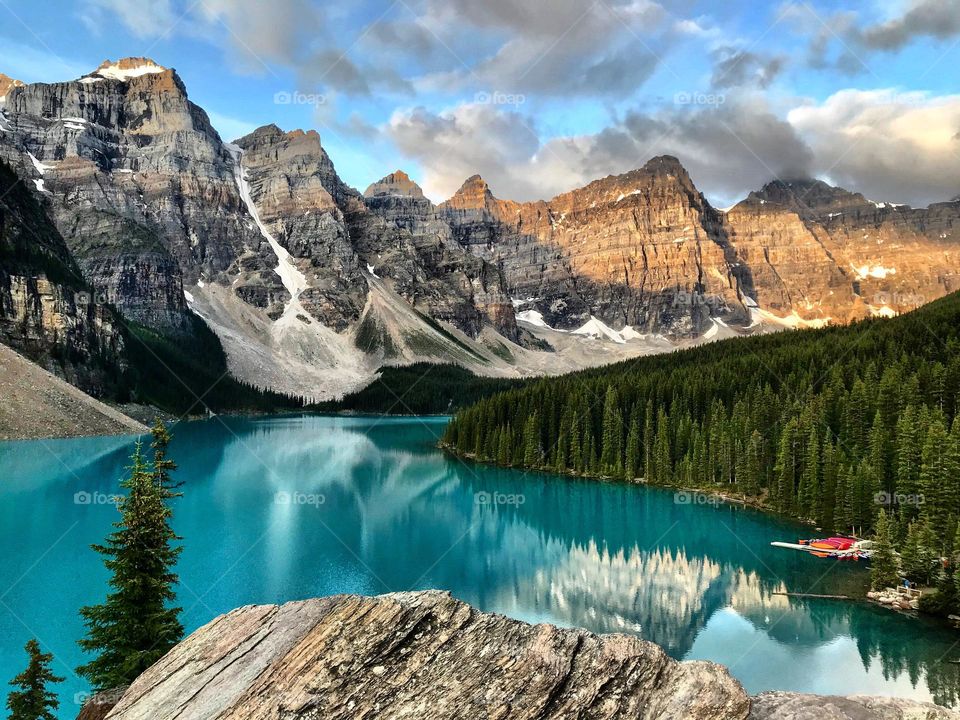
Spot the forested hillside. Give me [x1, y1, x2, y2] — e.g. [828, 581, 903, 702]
[444, 292, 960, 601]
[316, 364, 526, 415]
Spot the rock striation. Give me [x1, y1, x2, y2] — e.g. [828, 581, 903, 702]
[96, 591, 957, 720]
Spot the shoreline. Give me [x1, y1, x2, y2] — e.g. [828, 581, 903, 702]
[439, 441, 949, 622]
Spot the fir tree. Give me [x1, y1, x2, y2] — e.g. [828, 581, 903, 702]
[77, 438, 184, 690]
[870, 511, 900, 591]
[6, 639, 63, 720]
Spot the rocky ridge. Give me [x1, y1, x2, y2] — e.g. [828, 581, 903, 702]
[94, 591, 957, 720]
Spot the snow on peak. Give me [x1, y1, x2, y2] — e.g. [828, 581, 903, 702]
[94, 58, 167, 81]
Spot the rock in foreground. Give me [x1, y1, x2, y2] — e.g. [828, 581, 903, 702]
[101, 591, 957, 720]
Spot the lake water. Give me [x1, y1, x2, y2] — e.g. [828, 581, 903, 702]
[2, 415, 959, 716]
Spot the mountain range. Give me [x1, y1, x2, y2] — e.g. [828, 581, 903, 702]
[1, 57, 957, 404]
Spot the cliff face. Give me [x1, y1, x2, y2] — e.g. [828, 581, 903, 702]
[94, 591, 958, 720]
[0, 58, 264, 334]
[731, 180, 959, 320]
[440, 163, 960, 334]
[0, 159, 125, 396]
[440, 159, 751, 335]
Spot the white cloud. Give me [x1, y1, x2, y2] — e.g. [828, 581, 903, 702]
[788, 89, 960, 205]
[83, 0, 176, 38]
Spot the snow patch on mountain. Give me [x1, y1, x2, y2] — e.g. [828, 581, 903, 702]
[95, 60, 167, 81]
[516, 309, 549, 328]
[573, 316, 627, 344]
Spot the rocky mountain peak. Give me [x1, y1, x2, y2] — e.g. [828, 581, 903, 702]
[0, 73, 24, 100]
[364, 170, 424, 199]
[752, 178, 869, 213]
[442, 174, 496, 210]
[643, 154, 687, 175]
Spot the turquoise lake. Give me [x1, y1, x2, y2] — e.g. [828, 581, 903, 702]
[2, 414, 960, 716]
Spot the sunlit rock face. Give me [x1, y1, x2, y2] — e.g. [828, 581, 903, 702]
[440, 157, 746, 336]
[441, 161, 960, 334]
[727, 180, 960, 322]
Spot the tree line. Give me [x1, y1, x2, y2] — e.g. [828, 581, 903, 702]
[444, 291, 960, 612]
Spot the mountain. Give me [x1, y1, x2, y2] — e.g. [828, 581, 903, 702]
[0, 57, 957, 404]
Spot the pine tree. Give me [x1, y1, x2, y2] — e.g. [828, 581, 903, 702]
[624, 414, 641, 481]
[901, 521, 939, 586]
[77, 439, 184, 690]
[819, 439, 838, 530]
[652, 409, 672, 485]
[643, 400, 654, 482]
[6, 639, 63, 720]
[600, 385, 622, 474]
[741, 430, 762, 497]
[870, 511, 900, 591]
[150, 418, 180, 493]
[498, 423, 513, 466]
[798, 425, 820, 519]
[523, 412, 541, 467]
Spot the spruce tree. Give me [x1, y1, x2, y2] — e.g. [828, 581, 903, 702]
[6, 639, 63, 720]
[870, 510, 900, 591]
[77, 435, 184, 690]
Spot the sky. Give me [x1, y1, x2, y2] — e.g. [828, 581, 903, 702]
[1, 0, 959, 207]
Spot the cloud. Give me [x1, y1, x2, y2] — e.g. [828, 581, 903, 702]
[198, 0, 324, 70]
[711, 48, 784, 89]
[859, 0, 960, 51]
[388, 103, 543, 201]
[387, 98, 814, 205]
[83, 0, 176, 38]
[300, 50, 371, 96]
[787, 89, 960, 205]
[784, 0, 960, 75]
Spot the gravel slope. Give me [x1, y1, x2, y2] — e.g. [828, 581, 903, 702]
[0, 344, 147, 440]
